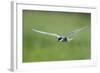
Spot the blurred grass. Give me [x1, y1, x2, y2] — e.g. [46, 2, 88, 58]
[23, 10, 91, 63]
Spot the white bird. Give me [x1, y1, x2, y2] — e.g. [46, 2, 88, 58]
[32, 27, 87, 42]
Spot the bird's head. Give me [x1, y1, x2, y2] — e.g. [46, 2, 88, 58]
[58, 37, 62, 41]
[58, 36, 67, 42]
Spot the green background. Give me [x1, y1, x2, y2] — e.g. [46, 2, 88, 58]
[23, 10, 91, 63]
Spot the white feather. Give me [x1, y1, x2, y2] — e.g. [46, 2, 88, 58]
[32, 28, 60, 38]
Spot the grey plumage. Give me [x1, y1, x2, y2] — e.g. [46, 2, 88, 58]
[32, 27, 87, 42]
[66, 27, 87, 41]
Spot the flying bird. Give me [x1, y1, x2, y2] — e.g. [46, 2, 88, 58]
[32, 27, 87, 42]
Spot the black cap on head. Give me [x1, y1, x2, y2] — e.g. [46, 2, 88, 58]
[58, 37, 62, 41]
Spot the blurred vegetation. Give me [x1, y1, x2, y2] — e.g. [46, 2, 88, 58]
[23, 10, 91, 62]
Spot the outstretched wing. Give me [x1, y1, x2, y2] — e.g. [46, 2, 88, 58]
[66, 27, 88, 40]
[32, 28, 61, 38]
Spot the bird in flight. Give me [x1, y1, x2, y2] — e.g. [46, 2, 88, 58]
[32, 27, 87, 42]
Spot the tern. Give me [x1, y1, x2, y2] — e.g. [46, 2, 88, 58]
[32, 27, 87, 42]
